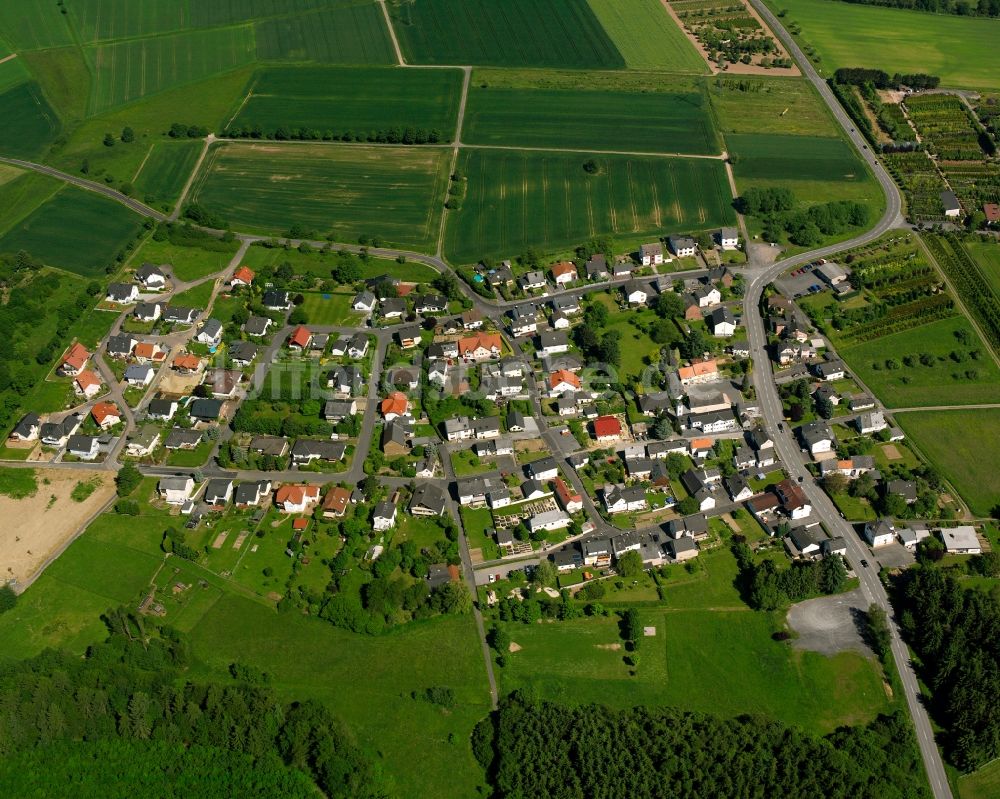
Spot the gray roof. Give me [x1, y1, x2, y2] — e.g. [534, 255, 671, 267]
[66, 434, 97, 453]
[12, 413, 39, 438]
[106, 334, 135, 355]
[163, 306, 197, 324]
[189, 398, 223, 420]
[159, 475, 193, 491]
[291, 440, 346, 460]
[410, 483, 447, 515]
[165, 428, 202, 448]
[124, 364, 153, 381]
[229, 341, 258, 362]
[243, 316, 272, 335]
[107, 282, 135, 301]
[200, 318, 223, 338]
[204, 479, 233, 503]
[234, 480, 270, 505]
[135, 262, 165, 281]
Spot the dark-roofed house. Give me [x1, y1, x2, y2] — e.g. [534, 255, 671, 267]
[134, 262, 167, 288]
[234, 480, 271, 507]
[941, 190, 961, 218]
[106, 334, 136, 359]
[410, 484, 447, 516]
[243, 316, 273, 337]
[9, 413, 40, 441]
[262, 290, 292, 310]
[164, 428, 202, 450]
[107, 282, 139, 304]
[203, 479, 234, 507]
[229, 341, 258, 367]
[189, 398, 224, 422]
[291, 440, 346, 466]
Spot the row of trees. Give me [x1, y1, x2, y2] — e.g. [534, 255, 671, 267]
[472, 693, 930, 798]
[833, 67, 941, 89]
[222, 125, 447, 145]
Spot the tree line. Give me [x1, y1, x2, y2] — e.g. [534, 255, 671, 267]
[833, 67, 941, 89]
[0, 611, 392, 798]
[472, 693, 930, 799]
[732, 539, 848, 610]
[222, 124, 448, 145]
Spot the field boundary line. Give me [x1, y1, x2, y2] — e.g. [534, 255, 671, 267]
[170, 135, 216, 221]
[378, 0, 405, 66]
[0, 53, 17, 66]
[889, 403, 1000, 413]
[224, 72, 259, 129]
[131, 143, 154, 183]
[462, 143, 725, 160]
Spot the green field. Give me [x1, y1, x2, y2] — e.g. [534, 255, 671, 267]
[242, 245, 438, 282]
[498, 609, 891, 735]
[190, 142, 451, 250]
[299, 291, 363, 325]
[960, 759, 1000, 799]
[0, 52, 30, 93]
[838, 316, 1000, 408]
[0, 187, 144, 276]
[961, 238, 1000, 298]
[189, 0, 351, 28]
[587, 0, 706, 72]
[0, 81, 61, 159]
[710, 76, 841, 137]
[70, 0, 186, 42]
[389, 0, 626, 68]
[0, 170, 63, 235]
[0, 0, 75, 50]
[170, 280, 216, 311]
[134, 237, 239, 282]
[463, 72, 719, 154]
[86, 26, 256, 113]
[254, 4, 395, 63]
[771, 0, 1000, 90]
[446, 148, 736, 262]
[897, 408, 1000, 516]
[228, 66, 463, 138]
[131, 140, 203, 207]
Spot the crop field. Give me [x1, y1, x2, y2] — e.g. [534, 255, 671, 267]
[70, 0, 186, 42]
[254, 4, 395, 63]
[189, 142, 450, 250]
[0, 53, 30, 93]
[925, 233, 1000, 354]
[0, 171, 63, 235]
[388, 0, 626, 69]
[897, 408, 1000, 517]
[729, 132, 864, 183]
[242, 245, 437, 282]
[962, 239, 1000, 299]
[670, 0, 794, 71]
[0, 187, 144, 276]
[709, 76, 838, 137]
[86, 26, 257, 113]
[446, 149, 735, 262]
[0, 0, 75, 50]
[463, 79, 720, 154]
[586, 0, 706, 72]
[227, 66, 462, 139]
[188, 0, 354, 28]
[0, 81, 60, 159]
[771, 0, 1000, 90]
[132, 140, 203, 207]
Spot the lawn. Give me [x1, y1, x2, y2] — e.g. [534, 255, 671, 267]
[770, 0, 1000, 90]
[0, 466, 38, 498]
[592, 294, 662, 379]
[451, 449, 494, 477]
[0, 81, 61, 160]
[86, 26, 257, 113]
[446, 149, 736, 263]
[497, 608, 892, 735]
[228, 66, 463, 139]
[170, 280, 216, 311]
[389, 0, 625, 69]
[463, 72, 720, 154]
[131, 140, 204, 208]
[838, 316, 1000, 408]
[586, 0, 707, 72]
[0, 187, 144, 276]
[960, 757, 1000, 799]
[709, 75, 842, 138]
[897, 408, 1000, 517]
[133, 237, 239, 282]
[253, 4, 396, 63]
[299, 292, 362, 326]
[189, 142, 451, 250]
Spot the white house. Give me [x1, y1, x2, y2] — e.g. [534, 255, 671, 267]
[941, 190, 961, 218]
[159, 476, 195, 505]
[639, 242, 663, 266]
[624, 281, 648, 306]
[716, 227, 739, 251]
[373, 501, 397, 532]
[124, 364, 154, 387]
[134, 263, 167, 289]
[195, 319, 223, 347]
[668, 235, 697, 258]
[106, 282, 139, 304]
[941, 525, 981, 554]
[864, 518, 897, 548]
[528, 510, 571, 535]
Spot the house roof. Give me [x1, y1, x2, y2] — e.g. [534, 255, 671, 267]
[189, 398, 223, 419]
[133, 342, 160, 360]
[275, 484, 319, 505]
[984, 203, 1000, 222]
[380, 392, 408, 417]
[593, 415, 622, 438]
[135, 262, 165, 281]
[244, 316, 272, 335]
[62, 343, 90, 371]
[173, 353, 201, 370]
[549, 369, 581, 389]
[689, 436, 713, 451]
[554, 476, 581, 507]
[229, 341, 258, 362]
[164, 428, 202, 448]
[322, 486, 351, 514]
[458, 333, 502, 357]
[75, 370, 101, 391]
[678, 360, 718, 381]
[551, 261, 577, 278]
[91, 402, 120, 425]
[232, 266, 255, 284]
[289, 325, 312, 348]
[410, 483, 447, 514]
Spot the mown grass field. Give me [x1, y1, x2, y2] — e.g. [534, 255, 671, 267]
[134, 237, 239, 282]
[961, 238, 1000, 298]
[709, 76, 840, 137]
[446, 149, 736, 262]
[837, 316, 1000, 408]
[587, 0, 706, 72]
[299, 292, 362, 325]
[389, 0, 625, 68]
[190, 142, 450, 250]
[242, 245, 438, 282]
[0, 81, 61, 159]
[254, 4, 395, 63]
[86, 26, 257, 113]
[770, 0, 1000, 90]
[463, 74, 719, 154]
[897, 408, 1000, 517]
[229, 66, 462, 138]
[131, 140, 203, 207]
[0, 187, 144, 276]
[960, 759, 1000, 799]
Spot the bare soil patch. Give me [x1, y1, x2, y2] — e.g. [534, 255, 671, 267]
[0, 470, 115, 586]
[508, 641, 522, 653]
[881, 444, 903, 461]
[595, 642, 622, 651]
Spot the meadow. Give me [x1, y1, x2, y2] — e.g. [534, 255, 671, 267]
[962, 238, 1000, 298]
[131, 140, 203, 208]
[242, 244, 438, 281]
[771, 0, 1000, 90]
[0, 81, 61, 159]
[446, 149, 736, 262]
[228, 66, 463, 138]
[709, 76, 840, 137]
[254, 4, 395, 63]
[86, 26, 257, 113]
[0, 171, 63, 235]
[897, 408, 1000, 517]
[463, 75, 720, 154]
[960, 759, 1000, 799]
[189, 142, 451, 250]
[389, 0, 626, 68]
[0, 0, 75, 50]
[586, 0, 707, 72]
[0, 187, 144, 276]
[838, 315, 1000, 407]
[134, 237, 240, 282]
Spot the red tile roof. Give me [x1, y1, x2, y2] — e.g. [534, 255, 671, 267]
[172, 353, 201, 371]
[549, 369, 581, 389]
[275, 484, 320, 506]
[551, 261, 577, 278]
[91, 402, 120, 426]
[458, 333, 502, 357]
[322, 486, 351, 515]
[289, 325, 312, 348]
[985, 203, 1000, 222]
[75, 370, 101, 391]
[593, 415, 622, 439]
[554, 476, 581, 507]
[678, 359, 718, 381]
[380, 391, 408, 418]
[62, 342, 90, 371]
[232, 266, 255, 284]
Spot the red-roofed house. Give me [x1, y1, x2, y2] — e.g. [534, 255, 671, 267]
[592, 415, 622, 442]
[678, 359, 718, 386]
[275, 484, 320, 513]
[553, 477, 583, 513]
[231, 266, 255, 287]
[380, 391, 409, 420]
[551, 261, 578, 286]
[172, 353, 202, 373]
[548, 369, 581, 396]
[74, 370, 102, 399]
[322, 486, 351, 518]
[288, 325, 312, 350]
[689, 437, 713, 458]
[458, 333, 502, 361]
[984, 203, 1000, 224]
[292, 518, 309, 531]
[134, 342, 166, 363]
[91, 402, 121, 428]
[58, 343, 90, 376]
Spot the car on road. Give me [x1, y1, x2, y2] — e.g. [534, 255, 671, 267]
[797, 475, 804, 483]
[860, 560, 869, 568]
[777, 423, 783, 431]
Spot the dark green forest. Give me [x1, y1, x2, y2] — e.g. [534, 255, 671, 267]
[896, 567, 1000, 770]
[472, 693, 930, 799]
[0, 608, 391, 798]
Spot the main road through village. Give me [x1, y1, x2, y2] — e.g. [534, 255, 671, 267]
[0, 3, 952, 792]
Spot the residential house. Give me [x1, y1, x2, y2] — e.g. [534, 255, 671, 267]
[9, 413, 40, 442]
[163, 306, 198, 325]
[678, 359, 718, 386]
[249, 435, 289, 458]
[774, 479, 811, 520]
[91, 402, 121, 429]
[611, 531, 642, 558]
[603, 485, 647, 514]
[291, 440, 346, 466]
[519, 270, 547, 291]
[202, 369, 241, 399]
[689, 436, 714, 460]
[586, 254, 609, 280]
[941, 190, 961, 218]
[274, 484, 320, 513]
[716, 227, 739, 250]
[196, 319, 223, 347]
[327, 365, 363, 395]
[164, 428, 202, 450]
[189, 398, 223, 422]
[427, 359, 449, 387]
[813, 358, 846, 382]
[379, 298, 406, 321]
[688, 410, 737, 434]
[848, 395, 876, 412]
[525, 456, 559, 481]
[171, 353, 202, 374]
[822, 537, 848, 557]
[415, 294, 448, 315]
[380, 392, 409, 421]
[864, 518, 897, 548]
[612, 260, 634, 278]
[551, 295, 580, 316]
[203, 479, 234, 507]
[725, 474, 754, 502]
[509, 305, 538, 337]
[262, 290, 292, 311]
[798, 421, 834, 456]
[106, 282, 139, 304]
[693, 284, 721, 308]
[819, 456, 876, 479]
[551, 544, 583, 573]
[538, 330, 568, 357]
[58, 343, 90, 376]
[134, 302, 162, 323]
[583, 537, 613, 567]
[548, 369, 581, 397]
[396, 325, 421, 349]
[288, 325, 312, 350]
[640, 242, 664, 266]
[74, 370, 102, 399]
[230, 265, 254, 287]
[159, 476, 195, 505]
[125, 425, 160, 457]
[373, 501, 397, 531]
[352, 291, 377, 313]
[346, 334, 369, 359]
[243, 316, 273, 337]
[389, 367, 419, 392]
[856, 411, 888, 435]
[381, 419, 413, 457]
[229, 341, 258, 367]
[40, 414, 82, 447]
[458, 332, 502, 361]
[888, 479, 918, 504]
[323, 399, 357, 422]
[521, 479, 548, 501]
[624, 280, 649, 306]
[550, 311, 570, 330]
[66, 434, 100, 461]
[941, 526, 981, 554]
[106, 335, 136, 359]
[554, 477, 583, 513]
[668, 235, 696, 258]
[551, 261, 577, 286]
[786, 526, 827, 559]
[529, 510, 571, 534]
[134, 342, 165, 363]
[626, 457, 653, 480]
[709, 307, 736, 337]
[592, 415, 622, 443]
[147, 399, 178, 421]
[134, 263, 167, 289]
[322, 486, 352, 519]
